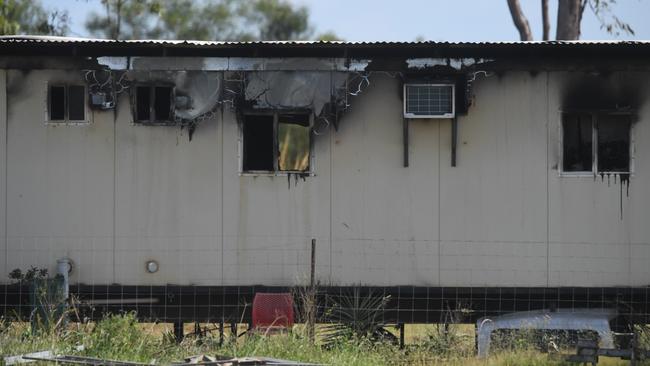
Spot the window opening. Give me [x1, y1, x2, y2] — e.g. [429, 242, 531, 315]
[562, 113, 592, 173]
[598, 115, 631, 173]
[49, 86, 66, 121]
[136, 86, 151, 122]
[49, 85, 85, 122]
[243, 115, 274, 172]
[242, 113, 312, 173]
[67, 85, 86, 121]
[135, 85, 174, 124]
[561, 112, 632, 174]
[278, 114, 310, 172]
[154, 86, 173, 121]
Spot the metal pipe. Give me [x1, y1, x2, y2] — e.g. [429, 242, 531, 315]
[56, 258, 72, 300]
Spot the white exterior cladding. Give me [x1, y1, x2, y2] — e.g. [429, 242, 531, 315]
[1, 66, 649, 289]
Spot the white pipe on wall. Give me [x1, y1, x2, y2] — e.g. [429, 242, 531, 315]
[56, 258, 71, 300]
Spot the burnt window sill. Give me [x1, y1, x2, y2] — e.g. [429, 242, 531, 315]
[558, 171, 633, 178]
[239, 171, 315, 177]
[45, 119, 91, 126]
[133, 120, 178, 126]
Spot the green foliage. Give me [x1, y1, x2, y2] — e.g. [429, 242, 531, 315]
[0, 314, 633, 366]
[0, 0, 68, 36]
[423, 324, 473, 358]
[9, 266, 67, 335]
[82, 313, 160, 362]
[244, 0, 310, 41]
[587, 0, 635, 36]
[321, 288, 395, 346]
[9, 266, 51, 282]
[316, 31, 343, 42]
[85, 0, 337, 41]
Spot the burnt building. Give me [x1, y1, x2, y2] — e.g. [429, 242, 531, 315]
[1, 36, 649, 325]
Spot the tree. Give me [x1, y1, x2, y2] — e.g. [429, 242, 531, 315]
[85, 0, 338, 41]
[0, 0, 69, 36]
[243, 0, 311, 41]
[507, 0, 634, 41]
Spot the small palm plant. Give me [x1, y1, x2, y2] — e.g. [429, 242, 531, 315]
[321, 287, 394, 346]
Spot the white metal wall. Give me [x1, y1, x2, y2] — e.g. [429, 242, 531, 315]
[1, 68, 648, 288]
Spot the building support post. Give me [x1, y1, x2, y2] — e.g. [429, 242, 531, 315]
[219, 318, 225, 346]
[173, 321, 184, 343]
[451, 117, 458, 167]
[403, 118, 409, 167]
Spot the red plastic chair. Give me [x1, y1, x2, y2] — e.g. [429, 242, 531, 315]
[252, 293, 294, 331]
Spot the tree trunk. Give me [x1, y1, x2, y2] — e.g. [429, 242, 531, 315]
[542, 0, 550, 40]
[556, 0, 583, 40]
[116, 0, 122, 40]
[507, 0, 533, 41]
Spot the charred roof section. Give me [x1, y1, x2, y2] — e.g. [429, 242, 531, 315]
[4, 36, 650, 61]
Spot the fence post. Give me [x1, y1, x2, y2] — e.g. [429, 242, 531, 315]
[308, 238, 316, 343]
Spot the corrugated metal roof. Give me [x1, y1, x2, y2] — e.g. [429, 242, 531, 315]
[1, 35, 649, 46]
[2, 35, 650, 59]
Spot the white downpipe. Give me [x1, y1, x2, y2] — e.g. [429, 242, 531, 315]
[56, 258, 71, 300]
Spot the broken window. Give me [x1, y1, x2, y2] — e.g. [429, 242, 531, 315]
[134, 85, 174, 124]
[243, 115, 274, 171]
[49, 85, 85, 122]
[242, 113, 311, 173]
[597, 115, 631, 172]
[562, 113, 593, 172]
[561, 112, 632, 174]
[278, 114, 310, 171]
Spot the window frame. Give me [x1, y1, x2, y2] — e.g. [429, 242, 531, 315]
[132, 83, 176, 125]
[558, 110, 635, 177]
[238, 110, 315, 176]
[45, 83, 89, 125]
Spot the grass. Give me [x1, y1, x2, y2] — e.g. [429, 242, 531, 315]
[0, 313, 640, 366]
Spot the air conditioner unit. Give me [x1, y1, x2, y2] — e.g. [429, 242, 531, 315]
[89, 91, 115, 110]
[403, 83, 455, 118]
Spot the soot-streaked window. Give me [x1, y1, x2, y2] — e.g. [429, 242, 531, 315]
[561, 112, 632, 174]
[242, 113, 312, 173]
[562, 113, 593, 172]
[597, 115, 631, 173]
[49, 85, 86, 122]
[134, 85, 174, 124]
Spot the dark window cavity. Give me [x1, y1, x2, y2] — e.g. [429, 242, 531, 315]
[49, 86, 66, 120]
[154, 87, 172, 121]
[242, 113, 311, 173]
[562, 113, 592, 172]
[136, 86, 151, 121]
[243, 115, 274, 172]
[598, 115, 631, 172]
[278, 114, 310, 172]
[67, 86, 86, 120]
[135, 85, 174, 123]
[562, 112, 632, 174]
[49, 85, 85, 122]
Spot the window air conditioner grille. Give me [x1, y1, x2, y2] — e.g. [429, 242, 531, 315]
[404, 84, 455, 118]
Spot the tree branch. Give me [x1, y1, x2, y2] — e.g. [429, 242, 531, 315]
[542, 0, 550, 40]
[556, 0, 582, 40]
[507, 0, 533, 41]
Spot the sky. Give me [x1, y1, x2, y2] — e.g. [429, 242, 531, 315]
[44, 0, 650, 41]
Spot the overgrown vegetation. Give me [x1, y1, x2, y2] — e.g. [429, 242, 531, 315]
[0, 284, 639, 365]
[4, 313, 631, 366]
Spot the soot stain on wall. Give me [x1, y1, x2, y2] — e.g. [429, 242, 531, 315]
[561, 73, 645, 111]
[561, 73, 643, 220]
